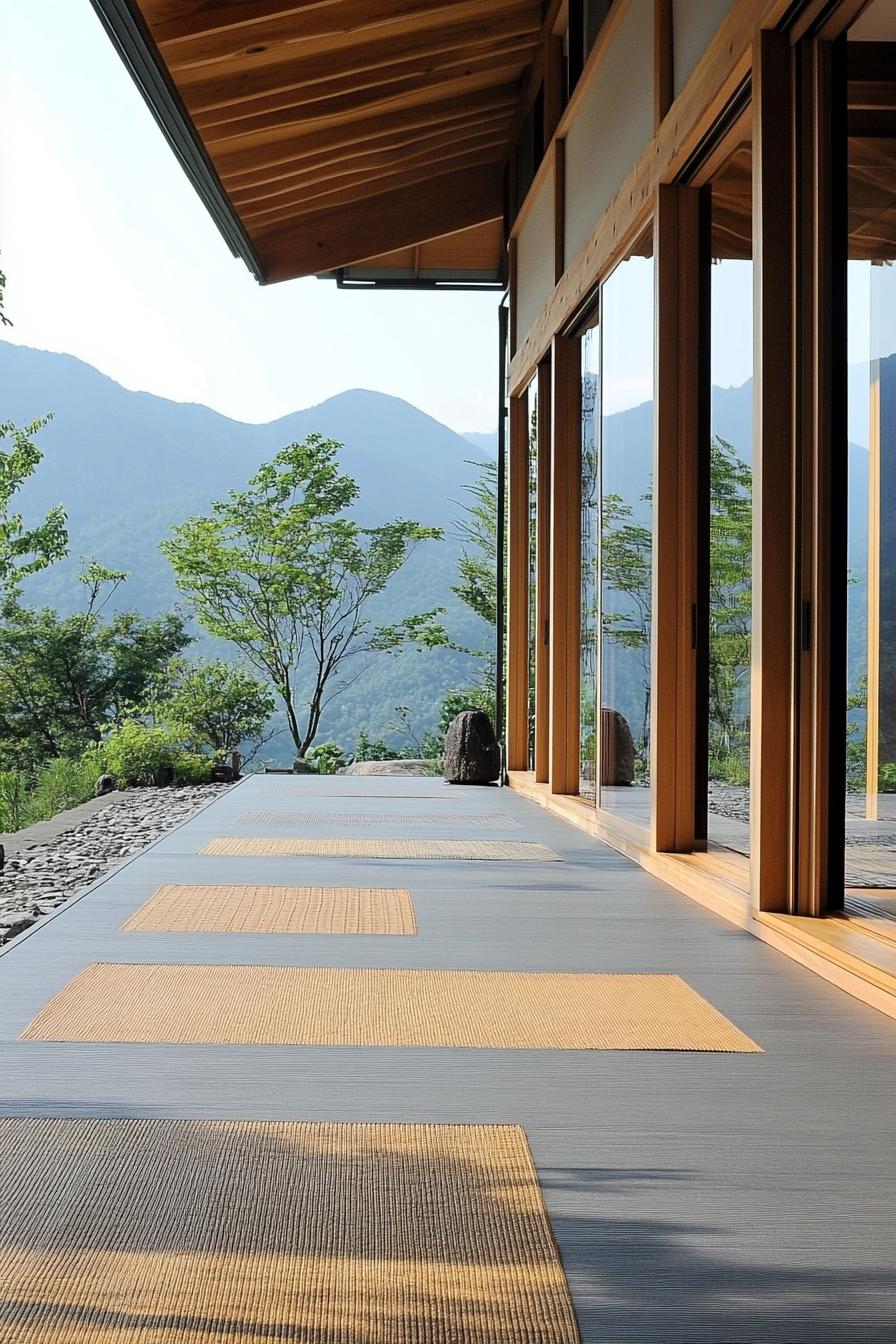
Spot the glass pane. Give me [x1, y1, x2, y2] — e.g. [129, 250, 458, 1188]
[707, 143, 753, 860]
[599, 243, 654, 826]
[845, 202, 896, 902]
[580, 323, 600, 800]
[527, 377, 538, 770]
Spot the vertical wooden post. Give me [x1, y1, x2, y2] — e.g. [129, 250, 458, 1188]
[506, 394, 530, 771]
[554, 138, 566, 284]
[548, 332, 582, 794]
[654, 0, 674, 129]
[793, 34, 847, 914]
[750, 30, 798, 913]
[534, 360, 553, 783]
[651, 184, 707, 853]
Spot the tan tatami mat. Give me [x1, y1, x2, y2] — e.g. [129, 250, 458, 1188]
[122, 885, 417, 935]
[21, 964, 761, 1051]
[201, 836, 560, 861]
[0, 1116, 580, 1344]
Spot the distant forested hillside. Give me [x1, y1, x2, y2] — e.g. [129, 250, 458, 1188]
[2, 341, 495, 760]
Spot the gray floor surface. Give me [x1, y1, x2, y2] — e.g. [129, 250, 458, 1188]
[1, 773, 895, 1342]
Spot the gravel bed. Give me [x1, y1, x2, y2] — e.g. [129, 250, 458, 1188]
[707, 780, 750, 824]
[0, 784, 232, 947]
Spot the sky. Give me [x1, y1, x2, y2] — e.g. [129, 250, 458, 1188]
[1, 1, 501, 434]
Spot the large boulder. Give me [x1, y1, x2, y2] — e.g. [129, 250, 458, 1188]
[94, 773, 117, 797]
[443, 710, 501, 785]
[600, 708, 635, 785]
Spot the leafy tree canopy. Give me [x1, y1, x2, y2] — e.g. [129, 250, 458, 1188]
[154, 658, 275, 763]
[162, 434, 446, 757]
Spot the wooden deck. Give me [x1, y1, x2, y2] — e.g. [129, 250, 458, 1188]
[1, 774, 895, 1341]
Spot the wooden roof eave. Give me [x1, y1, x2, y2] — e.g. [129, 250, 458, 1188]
[90, 0, 266, 281]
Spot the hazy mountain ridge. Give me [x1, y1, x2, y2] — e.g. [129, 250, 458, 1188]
[1, 342, 494, 756]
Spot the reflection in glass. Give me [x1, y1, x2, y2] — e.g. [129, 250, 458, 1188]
[580, 323, 599, 800]
[707, 158, 753, 858]
[599, 246, 654, 826]
[527, 377, 538, 769]
[845, 241, 896, 898]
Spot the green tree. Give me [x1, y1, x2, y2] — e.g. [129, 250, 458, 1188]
[305, 741, 347, 774]
[452, 458, 498, 628]
[707, 435, 752, 777]
[0, 265, 67, 602]
[449, 457, 500, 727]
[162, 434, 446, 757]
[0, 416, 68, 605]
[0, 568, 190, 767]
[155, 659, 275, 764]
[601, 491, 653, 756]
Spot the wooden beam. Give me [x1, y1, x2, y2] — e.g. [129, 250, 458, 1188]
[553, 136, 565, 283]
[254, 162, 502, 280]
[232, 121, 512, 209]
[181, 10, 541, 111]
[240, 145, 506, 227]
[651, 184, 707, 853]
[793, 34, 848, 915]
[200, 54, 524, 144]
[750, 28, 797, 914]
[163, 0, 534, 74]
[654, 0, 674, 129]
[509, 0, 796, 391]
[214, 86, 518, 178]
[534, 359, 552, 783]
[145, 1, 349, 47]
[548, 332, 581, 795]
[506, 393, 530, 770]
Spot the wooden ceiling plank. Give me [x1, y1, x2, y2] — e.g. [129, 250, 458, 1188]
[163, 0, 532, 74]
[214, 84, 520, 180]
[253, 161, 502, 279]
[198, 54, 525, 146]
[146, 1, 349, 46]
[217, 96, 515, 186]
[232, 124, 512, 209]
[228, 115, 514, 203]
[180, 10, 540, 111]
[240, 144, 507, 225]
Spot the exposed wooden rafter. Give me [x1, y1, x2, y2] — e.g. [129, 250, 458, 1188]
[100, 0, 545, 283]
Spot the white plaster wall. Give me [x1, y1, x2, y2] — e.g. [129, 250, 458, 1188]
[515, 163, 555, 349]
[563, 0, 654, 266]
[673, 0, 736, 97]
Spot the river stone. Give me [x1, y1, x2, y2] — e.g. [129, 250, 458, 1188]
[600, 708, 635, 786]
[443, 710, 500, 785]
[292, 758, 315, 774]
[94, 773, 117, 796]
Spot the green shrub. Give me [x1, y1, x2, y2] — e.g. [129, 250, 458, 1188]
[172, 752, 215, 786]
[102, 721, 180, 786]
[0, 770, 30, 832]
[353, 730, 394, 762]
[28, 755, 97, 822]
[880, 761, 896, 794]
[305, 741, 347, 775]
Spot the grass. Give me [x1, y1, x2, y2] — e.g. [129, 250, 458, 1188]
[0, 753, 103, 834]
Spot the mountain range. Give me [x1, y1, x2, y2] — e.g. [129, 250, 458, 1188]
[1, 341, 494, 759]
[1, 340, 875, 759]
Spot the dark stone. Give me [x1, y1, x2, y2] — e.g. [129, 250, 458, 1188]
[94, 773, 117, 797]
[292, 758, 315, 774]
[212, 762, 235, 783]
[152, 765, 174, 787]
[443, 710, 501, 785]
[600, 708, 635, 785]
